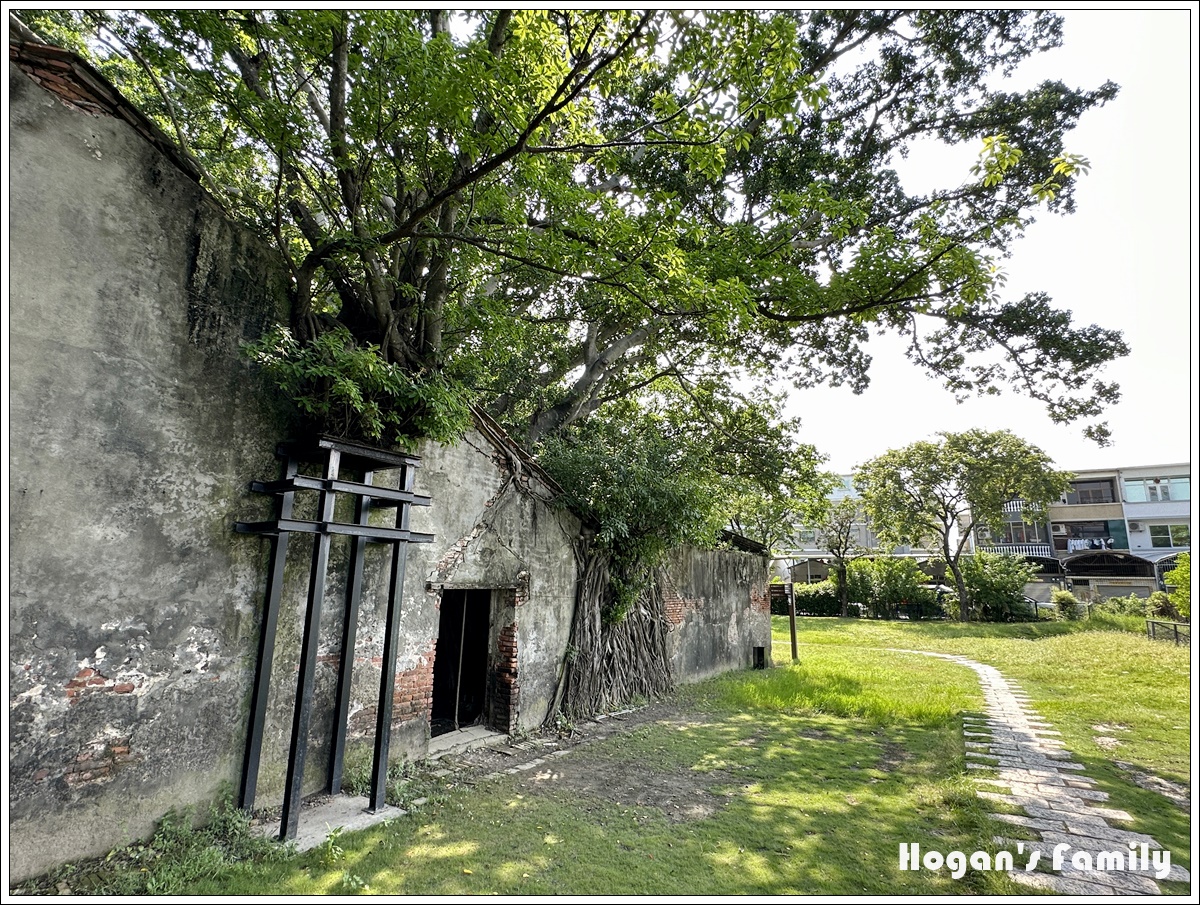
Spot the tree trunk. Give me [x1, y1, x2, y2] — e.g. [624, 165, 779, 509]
[837, 563, 849, 617]
[949, 559, 970, 622]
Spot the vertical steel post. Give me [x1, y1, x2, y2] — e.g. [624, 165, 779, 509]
[789, 589, 799, 662]
[280, 449, 341, 841]
[453, 596, 468, 730]
[328, 470, 373, 794]
[362, 465, 415, 811]
[369, 464, 415, 813]
[239, 454, 298, 811]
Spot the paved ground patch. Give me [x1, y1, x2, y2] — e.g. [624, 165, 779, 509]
[893, 649, 1190, 895]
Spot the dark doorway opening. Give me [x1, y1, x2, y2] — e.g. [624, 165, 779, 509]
[431, 589, 492, 737]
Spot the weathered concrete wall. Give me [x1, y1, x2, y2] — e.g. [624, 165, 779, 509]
[8, 60, 581, 882]
[662, 548, 772, 682]
[405, 430, 580, 734]
[9, 48, 765, 883]
[8, 60, 292, 881]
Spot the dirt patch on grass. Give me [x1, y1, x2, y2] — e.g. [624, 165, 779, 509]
[877, 741, 909, 772]
[525, 754, 738, 822]
[1113, 760, 1190, 811]
[447, 700, 744, 823]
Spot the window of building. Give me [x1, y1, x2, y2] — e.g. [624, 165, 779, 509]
[1000, 522, 1044, 544]
[1149, 524, 1190, 548]
[1064, 480, 1115, 504]
[1056, 521, 1113, 552]
[1124, 476, 1190, 503]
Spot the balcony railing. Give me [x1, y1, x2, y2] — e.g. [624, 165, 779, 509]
[1001, 500, 1028, 514]
[978, 543, 1054, 558]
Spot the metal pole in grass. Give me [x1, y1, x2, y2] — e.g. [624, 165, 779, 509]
[788, 582, 798, 662]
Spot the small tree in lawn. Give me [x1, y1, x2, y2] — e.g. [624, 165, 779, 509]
[1163, 553, 1191, 621]
[814, 497, 864, 617]
[855, 429, 1069, 622]
[962, 550, 1041, 621]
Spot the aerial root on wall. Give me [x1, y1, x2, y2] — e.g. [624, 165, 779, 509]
[557, 547, 673, 720]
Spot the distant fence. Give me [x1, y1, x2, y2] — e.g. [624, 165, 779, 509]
[1146, 619, 1191, 646]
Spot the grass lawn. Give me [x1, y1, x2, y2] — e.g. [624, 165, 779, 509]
[21, 616, 1190, 896]
[774, 614, 1192, 889]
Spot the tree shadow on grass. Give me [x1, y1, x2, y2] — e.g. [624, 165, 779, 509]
[248, 659, 1034, 896]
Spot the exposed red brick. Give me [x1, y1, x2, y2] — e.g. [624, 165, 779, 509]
[663, 589, 703, 628]
[388, 645, 436, 724]
[750, 582, 770, 615]
[64, 765, 112, 786]
[488, 623, 521, 734]
[113, 682, 135, 694]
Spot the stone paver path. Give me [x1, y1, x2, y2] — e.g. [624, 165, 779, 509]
[893, 649, 1189, 895]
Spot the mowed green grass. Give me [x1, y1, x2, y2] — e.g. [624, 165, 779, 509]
[184, 645, 1034, 896]
[774, 615, 1192, 885]
[30, 617, 1190, 895]
[777, 616, 1190, 782]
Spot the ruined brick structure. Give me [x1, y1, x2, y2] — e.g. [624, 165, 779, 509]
[8, 30, 771, 881]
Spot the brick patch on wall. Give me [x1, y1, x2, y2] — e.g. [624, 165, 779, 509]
[64, 668, 139, 704]
[349, 645, 436, 736]
[661, 574, 704, 629]
[58, 736, 141, 787]
[750, 582, 770, 615]
[489, 623, 519, 733]
[392, 644, 436, 724]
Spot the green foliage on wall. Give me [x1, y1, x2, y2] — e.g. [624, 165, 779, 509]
[243, 325, 470, 448]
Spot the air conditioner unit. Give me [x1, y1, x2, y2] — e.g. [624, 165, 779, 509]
[1052, 525, 1068, 535]
[1128, 522, 1141, 531]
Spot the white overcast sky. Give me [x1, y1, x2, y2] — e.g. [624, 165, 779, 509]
[789, 7, 1197, 477]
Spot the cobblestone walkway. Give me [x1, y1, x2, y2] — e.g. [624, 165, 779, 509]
[893, 649, 1189, 895]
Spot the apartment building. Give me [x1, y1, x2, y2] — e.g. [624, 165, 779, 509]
[976, 463, 1190, 600]
[779, 465, 1190, 599]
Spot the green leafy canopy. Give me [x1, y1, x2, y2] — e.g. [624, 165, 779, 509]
[538, 389, 827, 618]
[17, 10, 1130, 559]
[19, 8, 1128, 448]
[854, 429, 1070, 621]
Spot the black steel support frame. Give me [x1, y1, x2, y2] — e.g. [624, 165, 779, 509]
[237, 456, 299, 811]
[328, 470, 372, 795]
[235, 439, 432, 841]
[370, 463, 415, 812]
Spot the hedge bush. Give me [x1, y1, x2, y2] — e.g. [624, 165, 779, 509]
[790, 580, 842, 617]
